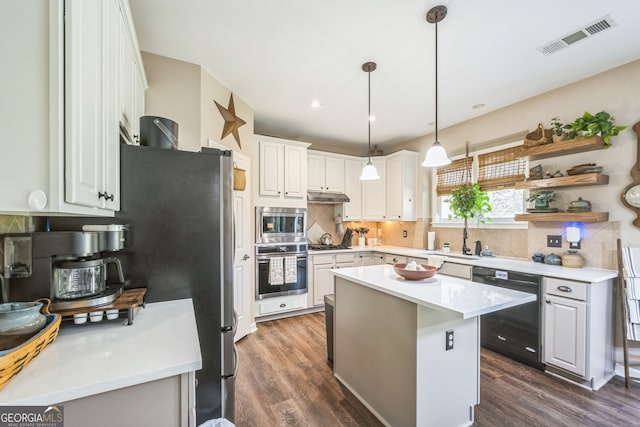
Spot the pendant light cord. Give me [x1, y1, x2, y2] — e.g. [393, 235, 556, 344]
[434, 17, 438, 143]
[368, 68, 372, 162]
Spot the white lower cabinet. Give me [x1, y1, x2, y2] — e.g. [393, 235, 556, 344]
[542, 277, 614, 390]
[544, 294, 587, 376]
[310, 253, 356, 306]
[61, 373, 196, 427]
[356, 252, 373, 266]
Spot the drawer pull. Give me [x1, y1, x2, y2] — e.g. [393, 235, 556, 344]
[280, 303, 286, 308]
[557, 285, 572, 293]
[497, 335, 507, 341]
[525, 347, 537, 353]
[545, 299, 551, 304]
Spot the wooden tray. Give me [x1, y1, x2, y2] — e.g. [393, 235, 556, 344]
[54, 288, 147, 326]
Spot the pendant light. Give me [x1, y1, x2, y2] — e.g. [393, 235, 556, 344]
[422, 5, 451, 168]
[360, 61, 380, 180]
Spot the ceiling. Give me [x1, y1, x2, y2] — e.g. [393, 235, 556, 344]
[129, 0, 640, 151]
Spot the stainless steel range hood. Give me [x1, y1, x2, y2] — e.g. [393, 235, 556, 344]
[307, 191, 350, 204]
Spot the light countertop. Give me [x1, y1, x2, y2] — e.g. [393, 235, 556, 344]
[330, 264, 537, 319]
[311, 245, 617, 283]
[0, 299, 202, 405]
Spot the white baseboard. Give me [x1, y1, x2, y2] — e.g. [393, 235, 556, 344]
[614, 363, 640, 383]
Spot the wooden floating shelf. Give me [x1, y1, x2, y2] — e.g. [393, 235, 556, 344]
[515, 173, 609, 190]
[516, 136, 605, 160]
[514, 212, 609, 223]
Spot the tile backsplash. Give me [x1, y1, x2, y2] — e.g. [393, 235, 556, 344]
[0, 216, 30, 234]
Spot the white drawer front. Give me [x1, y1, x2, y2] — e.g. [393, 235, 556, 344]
[384, 254, 407, 265]
[258, 294, 307, 315]
[544, 277, 588, 301]
[335, 253, 356, 263]
[311, 254, 334, 265]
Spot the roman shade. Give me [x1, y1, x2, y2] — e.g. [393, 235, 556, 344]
[435, 158, 472, 196]
[477, 146, 527, 191]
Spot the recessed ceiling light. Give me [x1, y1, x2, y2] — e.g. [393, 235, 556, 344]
[472, 103, 485, 109]
[310, 99, 322, 108]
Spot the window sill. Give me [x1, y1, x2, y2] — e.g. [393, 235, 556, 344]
[430, 221, 528, 230]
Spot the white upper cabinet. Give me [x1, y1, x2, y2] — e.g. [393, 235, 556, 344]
[256, 135, 310, 208]
[119, 0, 147, 145]
[385, 151, 418, 221]
[307, 152, 345, 193]
[0, 0, 145, 216]
[343, 158, 363, 220]
[361, 158, 387, 221]
[330, 151, 418, 222]
[307, 151, 345, 193]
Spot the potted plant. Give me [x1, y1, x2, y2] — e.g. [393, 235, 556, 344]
[527, 190, 555, 209]
[550, 117, 566, 142]
[563, 111, 627, 147]
[445, 183, 492, 255]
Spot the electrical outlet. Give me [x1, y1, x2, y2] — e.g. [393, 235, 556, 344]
[403, 230, 407, 238]
[446, 330, 454, 351]
[547, 235, 562, 248]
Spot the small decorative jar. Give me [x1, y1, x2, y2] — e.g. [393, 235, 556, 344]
[561, 250, 584, 268]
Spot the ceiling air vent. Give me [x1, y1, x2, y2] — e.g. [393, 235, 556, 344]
[537, 15, 617, 56]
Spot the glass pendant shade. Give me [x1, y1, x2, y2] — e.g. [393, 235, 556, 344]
[360, 161, 380, 180]
[422, 140, 451, 167]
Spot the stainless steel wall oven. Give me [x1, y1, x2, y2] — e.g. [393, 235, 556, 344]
[255, 243, 307, 299]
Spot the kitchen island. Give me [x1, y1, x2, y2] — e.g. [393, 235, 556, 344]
[0, 299, 202, 427]
[330, 264, 536, 427]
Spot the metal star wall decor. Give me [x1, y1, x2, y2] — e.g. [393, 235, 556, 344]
[214, 94, 246, 148]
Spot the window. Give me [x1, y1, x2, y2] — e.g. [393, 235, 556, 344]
[434, 144, 527, 225]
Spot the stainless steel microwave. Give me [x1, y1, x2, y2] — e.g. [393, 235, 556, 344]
[256, 207, 307, 244]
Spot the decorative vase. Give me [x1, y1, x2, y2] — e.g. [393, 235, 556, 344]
[562, 250, 584, 268]
[534, 199, 549, 209]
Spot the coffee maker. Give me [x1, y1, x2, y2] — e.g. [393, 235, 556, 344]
[2, 230, 126, 311]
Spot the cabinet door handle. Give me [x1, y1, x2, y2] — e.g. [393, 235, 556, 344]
[557, 285, 572, 293]
[497, 335, 507, 341]
[280, 303, 286, 308]
[278, 191, 281, 195]
[525, 347, 537, 353]
[242, 254, 250, 261]
[545, 299, 551, 304]
[98, 191, 114, 201]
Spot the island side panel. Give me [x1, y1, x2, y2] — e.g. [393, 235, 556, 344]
[416, 307, 480, 427]
[334, 277, 418, 427]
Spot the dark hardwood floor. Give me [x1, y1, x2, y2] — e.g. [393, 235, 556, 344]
[236, 312, 640, 427]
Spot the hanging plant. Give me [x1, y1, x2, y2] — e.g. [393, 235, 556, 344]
[445, 183, 492, 224]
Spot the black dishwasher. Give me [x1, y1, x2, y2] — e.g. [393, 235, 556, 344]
[472, 266, 543, 370]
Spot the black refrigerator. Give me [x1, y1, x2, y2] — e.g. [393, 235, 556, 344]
[53, 144, 237, 424]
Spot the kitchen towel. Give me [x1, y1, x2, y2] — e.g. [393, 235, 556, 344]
[284, 256, 297, 284]
[269, 257, 284, 286]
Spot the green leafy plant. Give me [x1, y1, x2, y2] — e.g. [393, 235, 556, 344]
[563, 111, 627, 147]
[550, 117, 564, 136]
[527, 190, 555, 203]
[445, 183, 492, 224]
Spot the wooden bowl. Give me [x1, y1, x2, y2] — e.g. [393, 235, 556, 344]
[393, 263, 437, 280]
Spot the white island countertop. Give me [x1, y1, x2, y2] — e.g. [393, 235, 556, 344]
[330, 264, 536, 319]
[0, 299, 202, 405]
